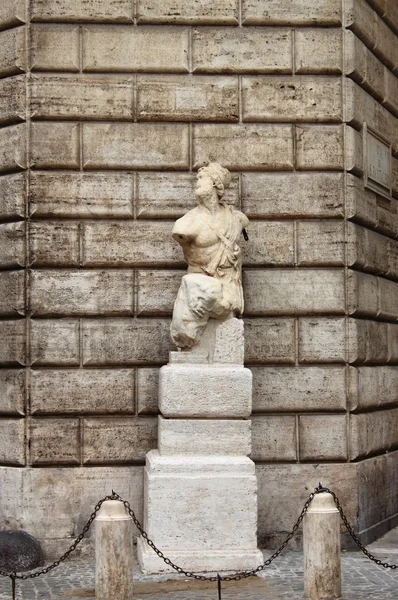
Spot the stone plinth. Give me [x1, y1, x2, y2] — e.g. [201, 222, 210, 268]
[138, 318, 262, 574]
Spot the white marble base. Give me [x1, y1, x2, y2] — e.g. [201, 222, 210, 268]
[137, 451, 262, 574]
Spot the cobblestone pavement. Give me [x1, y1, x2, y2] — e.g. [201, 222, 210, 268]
[0, 542, 397, 600]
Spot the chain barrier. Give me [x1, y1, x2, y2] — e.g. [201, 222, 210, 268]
[1, 484, 397, 599]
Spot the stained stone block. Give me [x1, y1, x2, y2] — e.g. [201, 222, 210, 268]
[0, 27, 26, 77]
[295, 29, 342, 74]
[31, 25, 80, 72]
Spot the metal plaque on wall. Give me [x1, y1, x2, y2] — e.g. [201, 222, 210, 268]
[363, 124, 392, 199]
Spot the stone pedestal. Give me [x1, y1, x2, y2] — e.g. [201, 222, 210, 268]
[138, 318, 262, 574]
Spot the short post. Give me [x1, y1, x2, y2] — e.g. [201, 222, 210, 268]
[304, 492, 341, 600]
[95, 500, 134, 600]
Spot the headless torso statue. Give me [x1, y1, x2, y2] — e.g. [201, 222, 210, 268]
[171, 163, 249, 349]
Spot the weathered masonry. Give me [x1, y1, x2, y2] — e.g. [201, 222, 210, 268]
[0, 0, 397, 556]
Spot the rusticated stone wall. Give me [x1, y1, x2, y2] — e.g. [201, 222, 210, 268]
[0, 0, 398, 554]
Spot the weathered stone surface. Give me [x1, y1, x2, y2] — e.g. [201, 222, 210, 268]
[0, 27, 25, 77]
[137, 270, 181, 315]
[30, 171, 134, 218]
[347, 271, 378, 318]
[82, 318, 172, 365]
[0, 320, 25, 366]
[193, 124, 294, 170]
[244, 318, 295, 364]
[345, 125, 363, 176]
[379, 277, 398, 320]
[30, 270, 134, 316]
[0, 530, 43, 572]
[295, 125, 344, 170]
[83, 417, 157, 463]
[30, 369, 135, 414]
[137, 75, 239, 122]
[242, 76, 342, 122]
[137, 368, 159, 414]
[0, 173, 26, 220]
[0, 419, 25, 465]
[348, 223, 398, 280]
[138, 0, 239, 24]
[242, 221, 294, 266]
[30, 319, 80, 366]
[83, 222, 182, 267]
[244, 269, 345, 315]
[0, 222, 25, 267]
[29, 222, 80, 267]
[158, 417, 251, 456]
[31, 0, 134, 22]
[0, 124, 26, 173]
[297, 221, 345, 266]
[251, 366, 347, 412]
[344, 30, 386, 102]
[295, 29, 342, 74]
[137, 172, 239, 218]
[241, 172, 344, 218]
[345, 0, 377, 49]
[346, 174, 377, 229]
[389, 323, 398, 361]
[31, 25, 80, 72]
[31, 122, 80, 168]
[348, 319, 389, 363]
[349, 366, 398, 410]
[0, 271, 25, 317]
[299, 415, 347, 461]
[242, 0, 341, 25]
[0, 370, 25, 415]
[29, 418, 80, 465]
[83, 26, 189, 72]
[31, 75, 135, 120]
[0, 75, 26, 126]
[298, 318, 346, 364]
[384, 69, 398, 115]
[251, 416, 297, 461]
[350, 409, 398, 460]
[193, 28, 292, 73]
[83, 123, 189, 169]
[0, 0, 26, 28]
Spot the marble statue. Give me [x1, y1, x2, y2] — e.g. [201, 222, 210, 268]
[171, 163, 249, 349]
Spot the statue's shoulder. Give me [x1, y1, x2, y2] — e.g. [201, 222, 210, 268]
[228, 206, 249, 228]
[172, 207, 201, 235]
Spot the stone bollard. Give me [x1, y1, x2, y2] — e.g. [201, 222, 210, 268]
[95, 500, 134, 600]
[304, 492, 341, 600]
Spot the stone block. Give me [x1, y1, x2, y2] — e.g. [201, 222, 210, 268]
[251, 366, 347, 412]
[350, 409, 398, 460]
[0, 75, 26, 126]
[31, 122, 80, 169]
[298, 318, 346, 364]
[241, 172, 344, 218]
[374, 13, 397, 70]
[299, 415, 347, 461]
[29, 418, 80, 465]
[159, 364, 252, 418]
[0, 0, 26, 28]
[137, 270, 181, 315]
[82, 123, 189, 170]
[137, 171, 239, 218]
[0, 320, 25, 366]
[347, 270, 378, 318]
[297, 221, 345, 266]
[384, 69, 398, 115]
[29, 222, 80, 267]
[251, 415, 297, 461]
[244, 269, 345, 316]
[30, 319, 80, 366]
[389, 323, 398, 361]
[31, 25, 80, 72]
[31, 368, 134, 414]
[384, 0, 398, 37]
[0, 419, 25, 465]
[137, 75, 239, 122]
[31, 0, 133, 22]
[0, 124, 26, 173]
[0, 271, 25, 317]
[137, 367, 159, 414]
[82, 318, 171, 365]
[295, 125, 344, 170]
[242, 221, 294, 267]
[30, 171, 134, 218]
[83, 417, 157, 464]
[348, 319, 389, 363]
[242, 76, 342, 122]
[348, 223, 395, 278]
[295, 29, 342, 74]
[0, 222, 25, 267]
[0, 370, 25, 415]
[137, 0, 238, 24]
[193, 27, 292, 73]
[30, 270, 134, 316]
[346, 174, 377, 228]
[345, 31, 387, 101]
[345, 125, 363, 176]
[349, 366, 398, 410]
[0, 27, 25, 77]
[193, 124, 294, 171]
[242, 0, 341, 24]
[83, 26, 189, 73]
[244, 318, 295, 364]
[0, 173, 26, 220]
[376, 196, 398, 239]
[83, 221, 183, 267]
[378, 277, 398, 320]
[31, 75, 134, 120]
[345, 0, 376, 49]
[158, 417, 251, 456]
